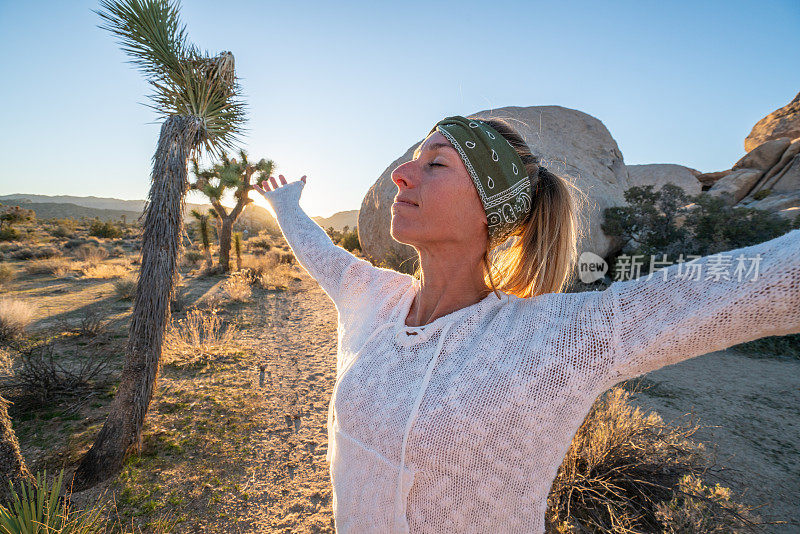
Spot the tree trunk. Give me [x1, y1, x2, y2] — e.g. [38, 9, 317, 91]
[0, 396, 32, 505]
[218, 218, 233, 272]
[73, 116, 199, 489]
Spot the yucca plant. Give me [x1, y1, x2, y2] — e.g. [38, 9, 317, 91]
[74, 0, 247, 488]
[0, 470, 105, 533]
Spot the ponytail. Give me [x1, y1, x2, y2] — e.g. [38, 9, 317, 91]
[478, 117, 582, 299]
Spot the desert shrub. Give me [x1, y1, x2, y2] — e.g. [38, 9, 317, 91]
[545, 386, 760, 533]
[0, 469, 105, 532]
[113, 276, 137, 301]
[56, 308, 111, 339]
[654, 473, 761, 533]
[223, 270, 252, 301]
[163, 308, 236, 365]
[752, 189, 771, 201]
[51, 224, 75, 238]
[108, 245, 126, 257]
[11, 246, 61, 261]
[248, 232, 272, 252]
[0, 228, 19, 242]
[339, 226, 361, 252]
[375, 248, 417, 276]
[0, 299, 35, 343]
[240, 254, 298, 290]
[63, 238, 90, 250]
[0, 337, 113, 403]
[182, 250, 204, 266]
[24, 258, 71, 277]
[74, 244, 109, 263]
[88, 219, 122, 239]
[0, 266, 13, 285]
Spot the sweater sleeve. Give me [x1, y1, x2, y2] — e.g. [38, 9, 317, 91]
[259, 179, 409, 314]
[604, 227, 800, 385]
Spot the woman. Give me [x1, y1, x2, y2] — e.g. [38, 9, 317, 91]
[254, 115, 800, 533]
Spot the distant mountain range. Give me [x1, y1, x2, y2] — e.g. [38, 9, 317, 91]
[0, 193, 359, 232]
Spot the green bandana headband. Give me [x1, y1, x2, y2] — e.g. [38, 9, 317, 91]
[424, 115, 533, 249]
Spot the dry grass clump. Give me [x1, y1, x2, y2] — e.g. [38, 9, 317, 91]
[546, 386, 761, 533]
[222, 270, 252, 302]
[80, 261, 130, 279]
[113, 275, 138, 300]
[0, 299, 36, 343]
[24, 257, 73, 277]
[0, 265, 14, 285]
[240, 252, 298, 290]
[163, 308, 237, 365]
[74, 243, 109, 263]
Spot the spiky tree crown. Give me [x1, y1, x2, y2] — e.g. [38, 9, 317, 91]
[96, 0, 247, 155]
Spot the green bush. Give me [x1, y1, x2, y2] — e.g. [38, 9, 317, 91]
[88, 219, 122, 239]
[0, 228, 19, 242]
[603, 184, 795, 270]
[752, 189, 771, 201]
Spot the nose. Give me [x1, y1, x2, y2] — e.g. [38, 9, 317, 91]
[391, 160, 416, 190]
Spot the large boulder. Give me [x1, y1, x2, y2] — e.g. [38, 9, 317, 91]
[745, 92, 800, 152]
[627, 163, 702, 196]
[707, 169, 763, 205]
[358, 105, 631, 264]
[732, 137, 791, 171]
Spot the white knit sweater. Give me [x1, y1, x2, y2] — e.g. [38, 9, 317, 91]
[262, 179, 800, 533]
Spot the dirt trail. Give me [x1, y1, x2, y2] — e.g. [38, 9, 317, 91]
[209, 272, 338, 533]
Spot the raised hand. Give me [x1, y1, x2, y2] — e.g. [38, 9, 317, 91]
[253, 173, 307, 196]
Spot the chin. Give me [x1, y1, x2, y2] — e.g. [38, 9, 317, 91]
[389, 219, 417, 247]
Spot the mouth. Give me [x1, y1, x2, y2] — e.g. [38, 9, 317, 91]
[393, 198, 419, 207]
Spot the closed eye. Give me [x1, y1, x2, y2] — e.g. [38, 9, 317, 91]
[428, 163, 444, 167]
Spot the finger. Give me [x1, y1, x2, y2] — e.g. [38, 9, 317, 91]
[257, 180, 271, 192]
[279, 174, 288, 185]
[301, 175, 307, 183]
[269, 175, 278, 188]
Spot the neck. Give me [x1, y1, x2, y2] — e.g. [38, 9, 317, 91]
[406, 244, 491, 328]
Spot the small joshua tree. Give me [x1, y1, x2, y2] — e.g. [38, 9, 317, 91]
[190, 150, 273, 272]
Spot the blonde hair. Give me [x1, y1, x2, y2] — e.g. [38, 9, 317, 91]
[413, 116, 582, 299]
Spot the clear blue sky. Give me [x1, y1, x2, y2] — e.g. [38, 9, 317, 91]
[1, 0, 798, 218]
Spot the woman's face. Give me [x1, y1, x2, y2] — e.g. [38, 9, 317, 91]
[390, 131, 488, 250]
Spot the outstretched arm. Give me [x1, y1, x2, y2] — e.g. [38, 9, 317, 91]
[604, 228, 800, 386]
[255, 175, 410, 315]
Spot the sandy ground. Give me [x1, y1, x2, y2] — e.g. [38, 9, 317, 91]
[626, 351, 800, 533]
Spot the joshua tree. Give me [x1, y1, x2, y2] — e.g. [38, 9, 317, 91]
[190, 209, 214, 268]
[190, 149, 273, 271]
[74, 0, 246, 488]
